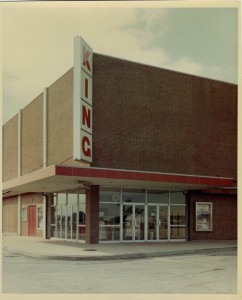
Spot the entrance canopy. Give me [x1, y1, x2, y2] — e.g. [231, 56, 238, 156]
[2, 165, 235, 198]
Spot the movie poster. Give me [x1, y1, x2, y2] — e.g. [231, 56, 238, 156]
[196, 202, 212, 231]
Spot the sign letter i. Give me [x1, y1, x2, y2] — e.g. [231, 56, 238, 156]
[85, 78, 88, 98]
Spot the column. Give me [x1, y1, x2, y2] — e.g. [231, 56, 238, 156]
[18, 109, 22, 177]
[86, 185, 99, 244]
[43, 88, 48, 168]
[17, 195, 21, 236]
[43, 195, 46, 239]
[46, 193, 54, 239]
[17, 110, 22, 236]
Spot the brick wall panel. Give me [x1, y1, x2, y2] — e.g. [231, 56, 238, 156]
[189, 192, 237, 240]
[92, 54, 237, 178]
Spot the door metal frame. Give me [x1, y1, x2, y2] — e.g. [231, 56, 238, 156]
[147, 204, 169, 242]
[122, 203, 146, 242]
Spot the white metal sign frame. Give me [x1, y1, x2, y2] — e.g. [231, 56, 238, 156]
[73, 37, 93, 163]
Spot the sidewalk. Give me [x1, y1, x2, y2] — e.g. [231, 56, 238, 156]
[2, 235, 237, 261]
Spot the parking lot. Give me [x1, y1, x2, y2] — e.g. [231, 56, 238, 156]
[2, 247, 237, 294]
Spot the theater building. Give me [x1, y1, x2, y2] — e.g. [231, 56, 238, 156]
[2, 37, 237, 244]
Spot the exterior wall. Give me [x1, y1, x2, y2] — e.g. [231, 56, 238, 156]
[47, 68, 87, 167]
[92, 54, 237, 179]
[2, 54, 237, 182]
[2, 196, 18, 234]
[21, 193, 44, 237]
[48, 69, 71, 165]
[191, 78, 237, 177]
[2, 115, 18, 181]
[21, 94, 43, 175]
[189, 191, 237, 240]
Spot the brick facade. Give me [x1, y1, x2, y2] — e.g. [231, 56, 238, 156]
[92, 54, 237, 179]
[188, 191, 237, 240]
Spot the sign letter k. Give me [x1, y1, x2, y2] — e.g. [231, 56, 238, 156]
[83, 46, 91, 72]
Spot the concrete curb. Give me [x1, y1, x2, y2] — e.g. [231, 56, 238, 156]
[3, 246, 237, 261]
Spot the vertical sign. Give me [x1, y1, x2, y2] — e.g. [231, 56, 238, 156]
[73, 37, 93, 162]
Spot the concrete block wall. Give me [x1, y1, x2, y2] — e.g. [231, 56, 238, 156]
[21, 94, 43, 175]
[47, 68, 73, 166]
[2, 196, 18, 234]
[2, 115, 18, 181]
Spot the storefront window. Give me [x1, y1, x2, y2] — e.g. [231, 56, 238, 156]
[78, 194, 86, 241]
[78, 196, 86, 225]
[37, 206, 43, 229]
[122, 189, 145, 203]
[99, 202, 120, 241]
[68, 193, 78, 205]
[57, 193, 67, 205]
[170, 205, 187, 240]
[50, 226, 56, 238]
[170, 206, 187, 226]
[99, 203, 120, 225]
[50, 194, 57, 206]
[99, 226, 120, 241]
[21, 207, 28, 221]
[147, 190, 169, 204]
[100, 188, 121, 203]
[97, 188, 189, 242]
[50, 192, 86, 241]
[170, 227, 187, 239]
[170, 191, 186, 204]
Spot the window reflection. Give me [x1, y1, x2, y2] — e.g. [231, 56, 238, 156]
[122, 189, 145, 203]
[99, 203, 120, 225]
[170, 206, 186, 225]
[147, 190, 169, 204]
[170, 227, 187, 239]
[50, 192, 86, 241]
[170, 191, 186, 204]
[100, 188, 121, 203]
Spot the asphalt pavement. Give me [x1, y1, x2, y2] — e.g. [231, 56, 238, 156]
[1, 234, 237, 260]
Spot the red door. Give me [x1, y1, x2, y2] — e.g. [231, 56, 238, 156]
[28, 206, 36, 236]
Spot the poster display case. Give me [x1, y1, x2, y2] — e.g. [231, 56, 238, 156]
[196, 202, 212, 231]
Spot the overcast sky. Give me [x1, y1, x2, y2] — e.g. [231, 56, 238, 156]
[1, 2, 239, 124]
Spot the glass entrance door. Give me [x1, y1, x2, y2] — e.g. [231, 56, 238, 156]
[148, 205, 168, 241]
[159, 206, 168, 240]
[147, 206, 158, 240]
[56, 206, 66, 239]
[123, 204, 145, 241]
[66, 205, 77, 241]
